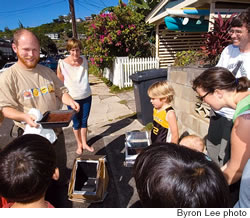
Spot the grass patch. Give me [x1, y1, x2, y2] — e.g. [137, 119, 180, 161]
[88, 64, 133, 94]
[101, 79, 133, 94]
[119, 100, 127, 105]
[89, 64, 102, 77]
[115, 112, 136, 120]
[141, 122, 153, 131]
[110, 85, 133, 94]
[101, 77, 113, 87]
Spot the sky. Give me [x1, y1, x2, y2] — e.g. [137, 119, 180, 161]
[0, 0, 129, 31]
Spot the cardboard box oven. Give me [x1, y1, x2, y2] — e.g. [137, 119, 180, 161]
[124, 131, 151, 167]
[68, 155, 109, 203]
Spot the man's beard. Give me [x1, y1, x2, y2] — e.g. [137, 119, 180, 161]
[17, 52, 40, 69]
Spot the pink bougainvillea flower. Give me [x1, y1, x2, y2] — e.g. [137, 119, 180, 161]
[83, 1, 149, 70]
[91, 23, 96, 29]
[108, 36, 113, 45]
[90, 57, 95, 65]
[115, 42, 122, 47]
[128, 24, 136, 29]
[117, 30, 122, 36]
[100, 13, 107, 18]
[100, 35, 105, 43]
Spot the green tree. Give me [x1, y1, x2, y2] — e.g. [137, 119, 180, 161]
[129, 0, 161, 17]
[83, 1, 152, 69]
[36, 34, 58, 55]
[2, 27, 13, 39]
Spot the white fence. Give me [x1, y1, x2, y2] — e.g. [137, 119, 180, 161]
[103, 57, 160, 88]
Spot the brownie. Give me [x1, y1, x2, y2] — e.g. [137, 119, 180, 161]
[46, 113, 72, 122]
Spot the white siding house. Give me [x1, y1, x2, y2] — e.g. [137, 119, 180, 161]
[146, 0, 250, 68]
[45, 33, 60, 40]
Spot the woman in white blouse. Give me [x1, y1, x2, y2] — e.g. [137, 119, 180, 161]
[57, 38, 94, 154]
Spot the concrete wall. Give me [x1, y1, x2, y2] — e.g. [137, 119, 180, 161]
[168, 66, 210, 139]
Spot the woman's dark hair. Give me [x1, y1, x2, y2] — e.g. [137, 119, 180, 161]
[0, 134, 56, 203]
[231, 7, 250, 31]
[192, 67, 250, 93]
[133, 143, 230, 208]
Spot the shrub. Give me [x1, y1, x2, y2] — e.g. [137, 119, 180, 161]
[82, 1, 152, 70]
[88, 63, 102, 76]
[174, 13, 237, 67]
[200, 13, 237, 65]
[174, 50, 206, 67]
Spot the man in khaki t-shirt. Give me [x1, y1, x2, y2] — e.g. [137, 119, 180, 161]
[0, 63, 68, 127]
[0, 29, 79, 128]
[0, 29, 80, 199]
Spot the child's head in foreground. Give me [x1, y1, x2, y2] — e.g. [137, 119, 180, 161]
[147, 81, 175, 109]
[133, 143, 229, 208]
[179, 134, 205, 153]
[0, 134, 58, 204]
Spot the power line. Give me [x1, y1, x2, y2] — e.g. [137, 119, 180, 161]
[0, 0, 65, 15]
[77, 0, 104, 10]
[75, 0, 97, 14]
[0, 0, 66, 22]
[100, 0, 107, 7]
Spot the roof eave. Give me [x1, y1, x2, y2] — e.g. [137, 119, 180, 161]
[146, 0, 200, 24]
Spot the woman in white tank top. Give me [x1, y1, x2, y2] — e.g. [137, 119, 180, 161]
[57, 38, 93, 154]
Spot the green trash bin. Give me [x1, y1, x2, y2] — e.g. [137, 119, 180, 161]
[130, 69, 168, 125]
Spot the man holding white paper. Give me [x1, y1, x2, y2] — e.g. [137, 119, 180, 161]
[0, 29, 80, 193]
[0, 29, 79, 129]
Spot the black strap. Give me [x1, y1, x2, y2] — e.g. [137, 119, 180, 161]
[232, 61, 243, 76]
[165, 106, 174, 113]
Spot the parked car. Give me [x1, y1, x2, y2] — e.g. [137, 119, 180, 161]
[55, 54, 65, 61]
[0, 62, 16, 74]
[39, 56, 58, 72]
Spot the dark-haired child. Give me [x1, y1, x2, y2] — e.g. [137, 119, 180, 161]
[134, 143, 230, 208]
[0, 134, 59, 208]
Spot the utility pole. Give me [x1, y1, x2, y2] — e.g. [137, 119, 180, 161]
[69, 0, 78, 39]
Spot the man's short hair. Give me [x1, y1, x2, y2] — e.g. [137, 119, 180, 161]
[0, 134, 56, 203]
[231, 7, 250, 31]
[134, 143, 229, 208]
[13, 29, 40, 46]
